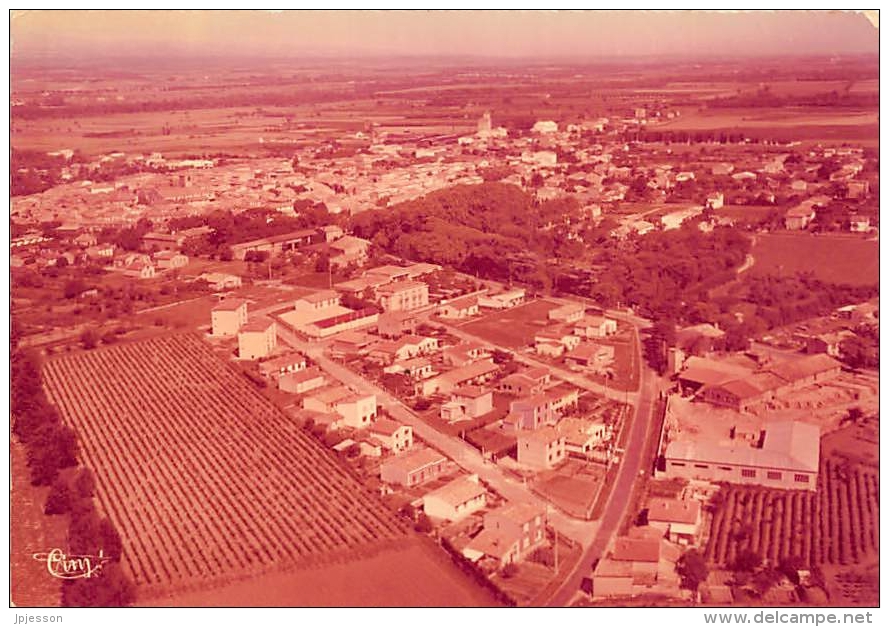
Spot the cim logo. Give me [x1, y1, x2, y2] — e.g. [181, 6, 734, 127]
[32, 548, 111, 580]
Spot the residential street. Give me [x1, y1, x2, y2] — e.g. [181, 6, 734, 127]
[262, 294, 662, 606]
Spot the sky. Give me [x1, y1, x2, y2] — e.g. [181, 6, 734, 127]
[10, 10, 879, 61]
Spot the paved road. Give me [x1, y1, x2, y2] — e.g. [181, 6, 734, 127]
[273, 323, 598, 546]
[444, 322, 639, 405]
[256, 287, 664, 605]
[544, 360, 660, 606]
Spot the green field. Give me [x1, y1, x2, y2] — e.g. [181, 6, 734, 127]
[457, 299, 559, 349]
[750, 233, 879, 286]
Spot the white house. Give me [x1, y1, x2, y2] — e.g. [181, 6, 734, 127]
[422, 474, 487, 522]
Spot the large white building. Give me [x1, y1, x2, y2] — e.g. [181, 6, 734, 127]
[663, 420, 820, 491]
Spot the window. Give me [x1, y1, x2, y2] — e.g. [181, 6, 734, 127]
[694, 464, 709, 469]
[741, 468, 756, 478]
[794, 474, 810, 483]
[523, 522, 529, 533]
[718, 466, 733, 472]
[671, 462, 686, 467]
[767, 471, 782, 480]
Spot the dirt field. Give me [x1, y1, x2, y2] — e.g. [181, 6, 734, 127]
[532, 459, 606, 519]
[145, 537, 500, 607]
[10, 439, 67, 607]
[41, 333, 411, 600]
[459, 299, 559, 349]
[750, 233, 879, 286]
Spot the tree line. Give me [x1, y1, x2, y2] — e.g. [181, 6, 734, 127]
[11, 343, 136, 607]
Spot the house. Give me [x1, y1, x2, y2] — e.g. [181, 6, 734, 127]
[211, 298, 248, 336]
[565, 343, 615, 370]
[661, 206, 704, 230]
[647, 497, 703, 546]
[303, 385, 353, 413]
[199, 272, 242, 290]
[706, 192, 725, 210]
[367, 335, 439, 364]
[368, 419, 413, 453]
[591, 526, 681, 599]
[422, 474, 487, 522]
[376, 310, 418, 338]
[259, 352, 307, 378]
[574, 314, 618, 338]
[142, 231, 185, 251]
[664, 420, 820, 491]
[334, 393, 377, 429]
[122, 260, 156, 280]
[462, 502, 547, 567]
[319, 224, 345, 242]
[380, 447, 449, 487]
[505, 394, 557, 431]
[478, 288, 525, 310]
[534, 327, 581, 357]
[328, 235, 371, 268]
[440, 386, 494, 422]
[517, 426, 567, 470]
[278, 366, 327, 395]
[294, 290, 341, 313]
[376, 280, 429, 312]
[327, 331, 374, 358]
[73, 233, 98, 248]
[548, 302, 585, 324]
[85, 244, 115, 260]
[558, 417, 608, 458]
[802, 331, 852, 358]
[230, 228, 322, 260]
[153, 250, 189, 270]
[498, 367, 551, 396]
[848, 214, 870, 232]
[364, 264, 414, 284]
[542, 384, 580, 413]
[383, 357, 434, 380]
[784, 203, 816, 230]
[438, 295, 480, 319]
[238, 317, 277, 360]
[290, 408, 344, 433]
[421, 359, 500, 396]
[442, 342, 490, 367]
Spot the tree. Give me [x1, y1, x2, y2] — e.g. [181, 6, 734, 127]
[99, 518, 124, 562]
[315, 251, 330, 273]
[64, 278, 87, 299]
[777, 555, 805, 585]
[56, 256, 69, 269]
[677, 549, 709, 592]
[61, 562, 136, 607]
[80, 329, 99, 350]
[414, 513, 433, 533]
[69, 510, 103, 555]
[74, 467, 97, 499]
[732, 549, 762, 573]
[45, 475, 75, 515]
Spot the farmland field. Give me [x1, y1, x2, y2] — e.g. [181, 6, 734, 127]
[749, 233, 879, 286]
[40, 333, 428, 600]
[704, 460, 879, 571]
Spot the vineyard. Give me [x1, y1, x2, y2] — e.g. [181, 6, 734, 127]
[41, 333, 408, 598]
[705, 459, 879, 569]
